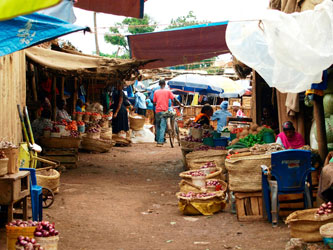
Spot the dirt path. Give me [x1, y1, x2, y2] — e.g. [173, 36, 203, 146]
[0, 143, 307, 249]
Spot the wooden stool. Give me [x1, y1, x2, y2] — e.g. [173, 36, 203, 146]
[0, 171, 30, 222]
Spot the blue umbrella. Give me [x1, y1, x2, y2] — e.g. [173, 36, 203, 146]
[168, 74, 224, 96]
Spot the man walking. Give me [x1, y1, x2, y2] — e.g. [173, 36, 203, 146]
[153, 79, 182, 147]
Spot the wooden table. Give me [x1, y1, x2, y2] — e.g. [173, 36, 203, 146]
[0, 171, 30, 222]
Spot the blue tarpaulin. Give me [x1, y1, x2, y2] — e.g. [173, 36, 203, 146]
[0, 13, 88, 57]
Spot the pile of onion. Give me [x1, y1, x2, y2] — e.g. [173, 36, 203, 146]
[200, 162, 216, 169]
[316, 201, 333, 216]
[189, 170, 205, 177]
[16, 236, 43, 250]
[34, 221, 58, 238]
[7, 220, 37, 227]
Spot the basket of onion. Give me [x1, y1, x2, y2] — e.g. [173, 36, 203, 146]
[6, 220, 37, 250]
[179, 167, 222, 182]
[0, 150, 8, 176]
[15, 236, 43, 250]
[206, 179, 227, 192]
[199, 161, 217, 175]
[315, 201, 333, 220]
[86, 127, 101, 139]
[176, 191, 227, 215]
[34, 221, 59, 250]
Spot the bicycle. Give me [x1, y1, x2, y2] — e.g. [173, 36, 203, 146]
[165, 107, 183, 148]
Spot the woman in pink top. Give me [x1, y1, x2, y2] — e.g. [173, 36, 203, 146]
[276, 121, 305, 149]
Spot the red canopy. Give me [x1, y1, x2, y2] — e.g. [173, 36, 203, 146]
[127, 22, 230, 69]
[75, 0, 145, 18]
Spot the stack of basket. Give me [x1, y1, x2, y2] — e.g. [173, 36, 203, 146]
[176, 160, 228, 216]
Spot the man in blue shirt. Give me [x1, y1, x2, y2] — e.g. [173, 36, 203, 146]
[134, 84, 147, 116]
[211, 101, 232, 132]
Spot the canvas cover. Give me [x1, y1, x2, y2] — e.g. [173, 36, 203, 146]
[128, 22, 229, 69]
[0, 13, 87, 57]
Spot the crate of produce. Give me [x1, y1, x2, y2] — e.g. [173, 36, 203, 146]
[234, 192, 264, 222]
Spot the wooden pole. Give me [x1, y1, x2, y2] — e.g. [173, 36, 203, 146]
[313, 94, 328, 161]
[93, 12, 100, 55]
[30, 64, 38, 102]
[251, 70, 257, 125]
[52, 76, 57, 121]
[60, 77, 65, 100]
[73, 77, 78, 113]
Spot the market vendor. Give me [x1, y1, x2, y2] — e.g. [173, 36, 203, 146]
[232, 101, 245, 117]
[211, 101, 232, 132]
[32, 109, 53, 141]
[56, 99, 72, 122]
[276, 121, 305, 149]
[194, 104, 214, 126]
[75, 99, 84, 112]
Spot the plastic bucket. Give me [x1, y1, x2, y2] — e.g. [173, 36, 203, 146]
[203, 137, 214, 147]
[263, 132, 275, 143]
[213, 137, 228, 147]
[6, 226, 36, 250]
[36, 236, 59, 250]
[78, 125, 85, 133]
[213, 131, 221, 139]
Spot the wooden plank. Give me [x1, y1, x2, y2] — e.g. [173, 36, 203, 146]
[236, 198, 246, 219]
[258, 196, 263, 215]
[251, 197, 260, 216]
[279, 202, 304, 209]
[43, 148, 78, 155]
[52, 75, 57, 121]
[244, 198, 252, 215]
[278, 193, 303, 202]
[234, 192, 262, 199]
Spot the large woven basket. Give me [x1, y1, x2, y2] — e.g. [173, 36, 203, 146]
[129, 114, 145, 131]
[320, 223, 333, 238]
[176, 191, 227, 215]
[36, 169, 60, 193]
[225, 154, 271, 192]
[286, 209, 333, 242]
[0, 158, 8, 176]
[179, 166, 223, 182]
[81, 137, 112, 153]
[186, 149, 228, 174]
[180, 140, 202, 149]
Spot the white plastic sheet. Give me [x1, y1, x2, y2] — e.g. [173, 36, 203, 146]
[226, 0, 333, 93]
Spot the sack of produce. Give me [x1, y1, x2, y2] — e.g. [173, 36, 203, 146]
[180, 136, 202, 149]
[6, 220, 37, 250]
[186, 149, 228, 174]
[34, 221, 59, 250]
[176, 191, 227, 215]
[225, 154, 271, 192]
[36, 169, 60, 194]
[179, 167, 223, 182]
[286, 208, 333, 242]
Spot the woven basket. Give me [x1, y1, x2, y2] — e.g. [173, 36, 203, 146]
[2, 148, 19, 174]
[286, 209, 333, 242]
[36, 169, 60, 194]
[176, 191, 227, 215]
[100, 120, 109, 128]
[186, 150, 228, 174]
[87, 132, 100, 139]
[179, 167, 223, 182]
[0, 158, 8, 176]
[129, 114, 145, 131]
[101, 128, 112, 140]
[36, 235, 59, 250]
[320, 223, 333, 238]
[76, 113, 83, 121]
[83, 113, 90, 122]
[225, 154, 271, 192]
[180, 140, 202, 149]
[81, 137, 112, 153]
[206, 179, 228, 192]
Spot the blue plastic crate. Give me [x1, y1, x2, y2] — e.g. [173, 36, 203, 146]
[213, 137, 228, 147]
[323, 237, 333, 249]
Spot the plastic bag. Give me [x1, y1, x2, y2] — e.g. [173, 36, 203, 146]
[226, 0, 333, 93]
[131, 127, 155, 143]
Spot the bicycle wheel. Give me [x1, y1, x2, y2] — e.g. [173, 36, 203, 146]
[167, 118, 175, 148]
[174, 121, 181, 146]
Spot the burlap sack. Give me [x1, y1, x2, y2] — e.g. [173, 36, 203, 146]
[286, 208, 333, 242]
[225, 154, 271, 192]
[186, 150, 228, 174]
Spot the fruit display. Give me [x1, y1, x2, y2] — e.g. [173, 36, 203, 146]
[16, 236, 43, 250]
[34, 221, 59, 238]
